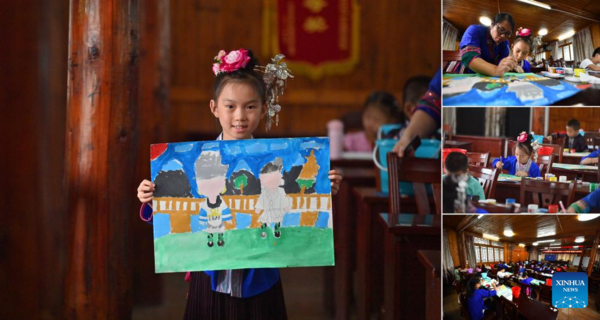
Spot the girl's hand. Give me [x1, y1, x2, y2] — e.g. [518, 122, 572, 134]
[497, 57, 517, 75]
[515, 171, 529, 177]
[137, 179, 155, 203]
[495, 161, 504, 170]
[329, 170, 343, 196]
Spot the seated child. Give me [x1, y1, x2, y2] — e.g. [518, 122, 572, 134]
[444, 152, 486, 200]
[345, 91, 403, 152]
[511, 27, 533, 73]
[466, 277, 497, 320]
[493, 132, 541, 178]
[579, 47, 600, 72]
[497, 268, 507, 279]
[547, 119, 588, 153]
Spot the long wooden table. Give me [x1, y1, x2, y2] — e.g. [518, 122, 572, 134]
[379, 214, 441, 320]
[561, 152, 591, 165]
[493, 180, 591, 204]
[418, 250, 441, 320]
[488, 284, 559, 320]
[330, 168, 376, 320]
[354, 187, 437, 319]
[551, 163, 597, 181]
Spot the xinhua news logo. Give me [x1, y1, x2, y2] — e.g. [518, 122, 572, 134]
[552, 272, 588, 308]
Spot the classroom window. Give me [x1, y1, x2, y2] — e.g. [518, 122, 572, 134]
[474, 237, 489, 245]
[473, 236, 505, 264]
[560, 40, 573, 61]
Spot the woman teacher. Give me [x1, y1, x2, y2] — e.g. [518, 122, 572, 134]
[460, 12, 518, 76]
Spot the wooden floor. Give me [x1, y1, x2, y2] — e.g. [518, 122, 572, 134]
[132, 267, 335, 319]
[443, 283, 600, 320]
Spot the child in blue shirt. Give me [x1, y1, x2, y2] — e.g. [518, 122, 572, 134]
[466, 277, 497, 320]
[493, 132, 541, 178]
[568, 188, 600, 213]
[511, 27, 533, 73]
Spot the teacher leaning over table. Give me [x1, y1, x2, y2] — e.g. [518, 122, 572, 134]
[458, 12, 518, 76]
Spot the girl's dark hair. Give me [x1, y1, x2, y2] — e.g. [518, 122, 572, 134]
[493, 12, 515, 32]
[514, 35, 533, 52]
[363, 91, 405, 123]
[213, 50, 266, 105]
[466, 277, 480, 298]
[516, 133, 534, 156]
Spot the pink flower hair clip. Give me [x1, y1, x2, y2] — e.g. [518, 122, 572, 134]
[212, 48, 251, 76]
[516, 27, 531, 38]
[517, 131, 528, 143]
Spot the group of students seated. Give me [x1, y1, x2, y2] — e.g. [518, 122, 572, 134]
[456, 260, 567, 320]
[342, 76, 433, 152]
[443, 117, 600, 213]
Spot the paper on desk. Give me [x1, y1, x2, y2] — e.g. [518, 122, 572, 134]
[498, 174, 521, 182]
[553, 163, 598, 171]
[580, 73, 600, 84]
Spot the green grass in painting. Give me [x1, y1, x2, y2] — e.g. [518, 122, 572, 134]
[154, 227, 334, 273]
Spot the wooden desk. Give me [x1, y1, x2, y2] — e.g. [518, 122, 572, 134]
[551, 163, 597, 181]
[494, 180, 591, 204]
[379, 214, 441, 320]
[444, 140, 472, 151]
[418, 250, 441, 320]
[561, 152, 591, 165]
[354, 187, 390, 320]
[514, 294, 559, 320]
[331, 168, 376, 320]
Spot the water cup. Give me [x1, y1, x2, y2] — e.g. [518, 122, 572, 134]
[590, 183, 598, 192]
[548, 205, 558, 213]
[506, 198, 516, 206]
[574, 68, 585, 77]
[528, 204, 539, 213]
[559, 176, 567, 182]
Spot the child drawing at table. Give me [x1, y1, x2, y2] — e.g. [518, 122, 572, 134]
[510, 27, 533, 73]
[196, 150, 231, 247]
[493, 132, 541, 178]
[466, 277, 497, 320]
[255, 158, 291, 238]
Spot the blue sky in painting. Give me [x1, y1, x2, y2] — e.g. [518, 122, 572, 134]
[150, 137, 331, 197]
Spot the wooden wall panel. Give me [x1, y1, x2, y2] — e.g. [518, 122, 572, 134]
[453, 135, 505, 157]
[510, 245, 527, 263]
[446, 228, 461, 268]
[590, 23, 600, 48]
[548, 108, 600, 134]
[168, 0, 441, 141]
[0, 1, 69, 318]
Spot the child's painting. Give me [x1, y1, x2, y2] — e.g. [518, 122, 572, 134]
[442, 73, 585, 106]
[149, 137, 334, 272]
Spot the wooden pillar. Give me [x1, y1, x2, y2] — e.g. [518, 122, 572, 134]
[587, 231, 600, 276]
[531, 107, 546, 136]
[132, 0, 170, 307]
[64, 1, 140, 318]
